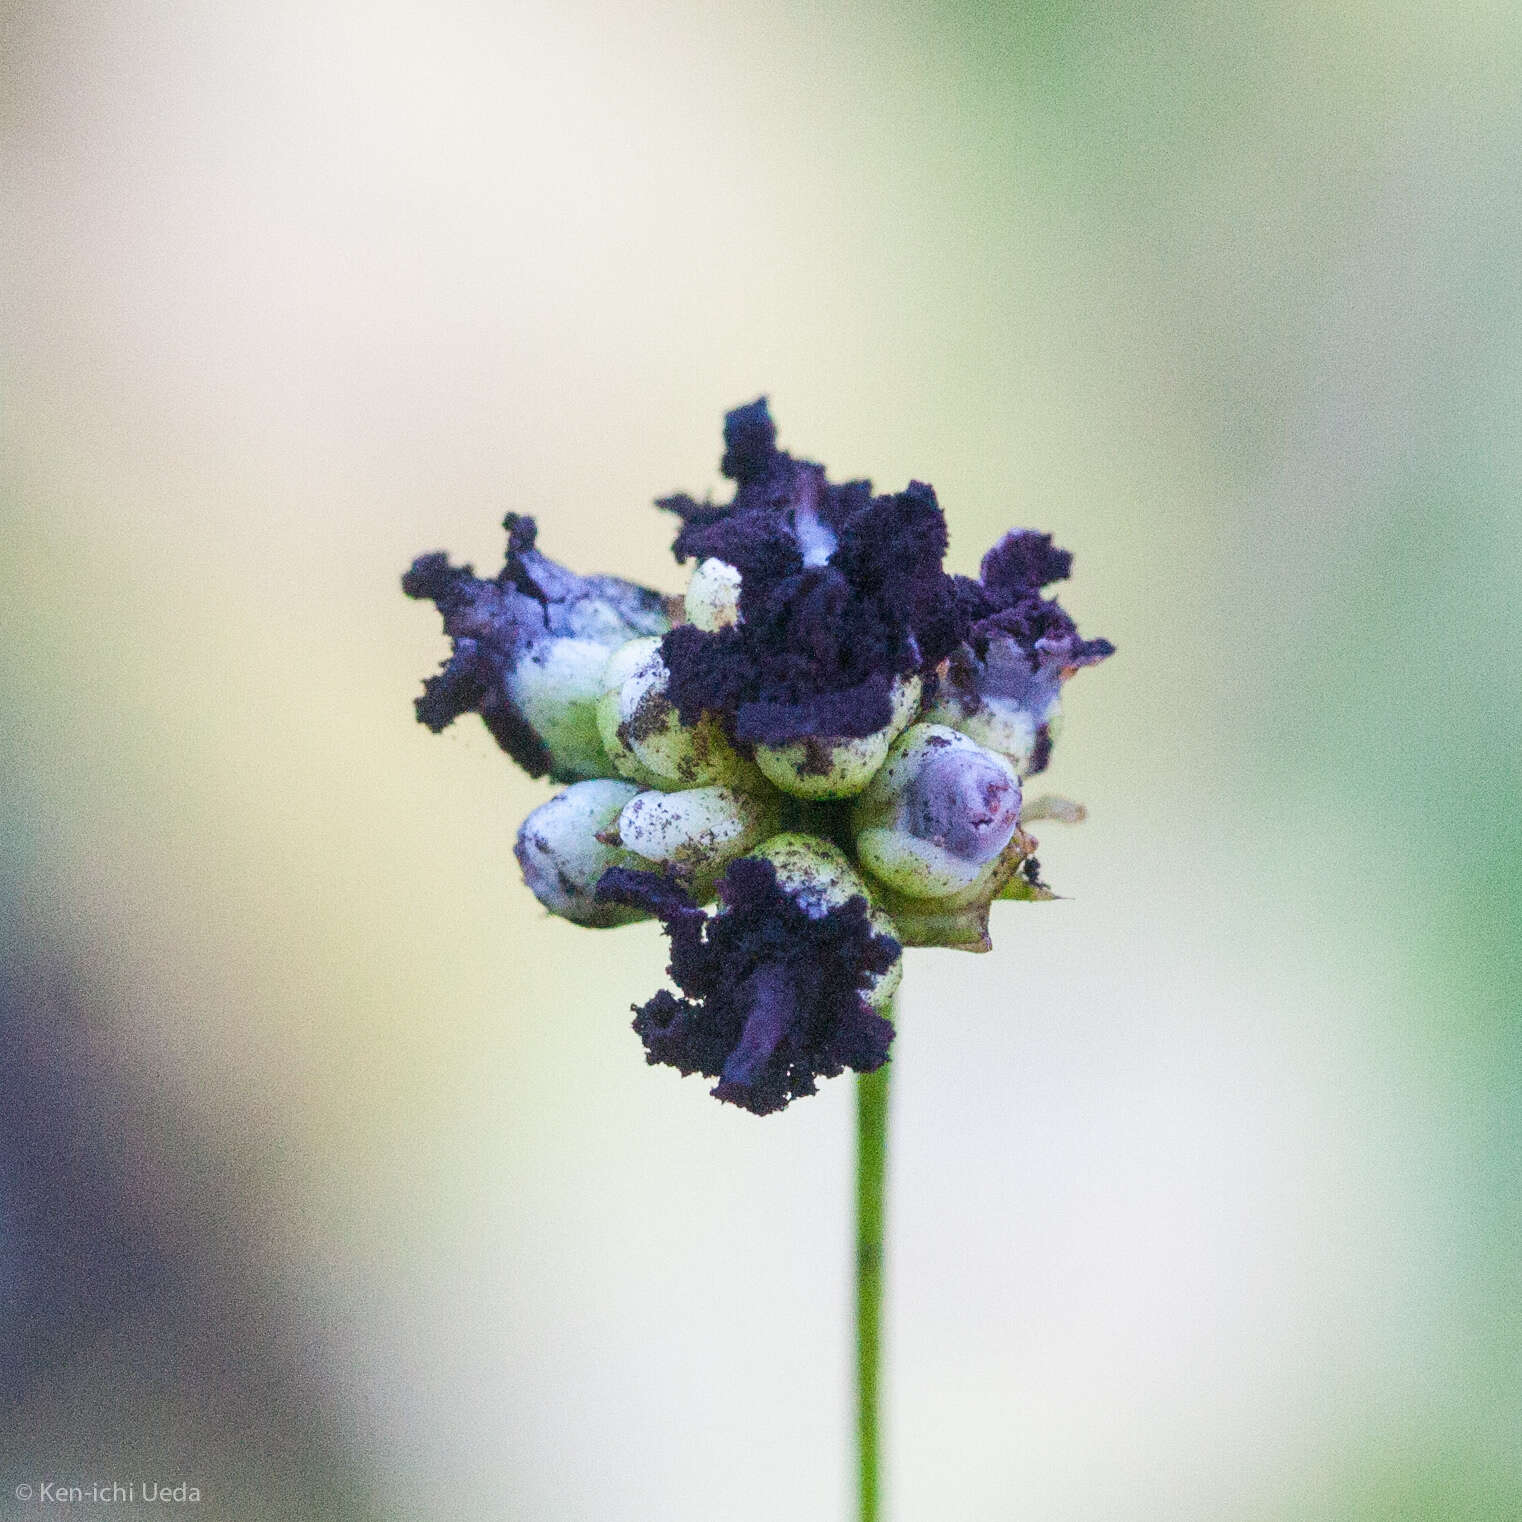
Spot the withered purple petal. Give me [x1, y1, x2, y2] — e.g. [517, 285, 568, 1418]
[597, 856, 900, 1115]
[979, 530, 1074, 600]
[402, 548, 558, 775]
[921, 525, 1114, 774]
[403, 515, 668, 778]
[720, 396, 778, 483]
[658, 403, 968, 744]
[960, 530, 1113, 669]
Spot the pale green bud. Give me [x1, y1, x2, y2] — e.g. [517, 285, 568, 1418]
[852, 723, 1023, 899]
[752, 675, 922, 801]
[684, 557, 742, 631]
[505, 637, 618, 781]
[614, 785, 777, 879]
[595, 637, 670, 787]
[513, 779, 647, 927]
[596, 636, 761, 790]
[750, 834, 901, 1011]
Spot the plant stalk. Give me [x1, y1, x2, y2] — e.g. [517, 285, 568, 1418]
[855, 1032, 892, 1522]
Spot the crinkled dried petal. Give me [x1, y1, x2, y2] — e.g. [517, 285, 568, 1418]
[658, 400, 965, 745]
[595, 857, 900, 1115]
[926, 530, 1113, 774]
[404, 515, 671, 779]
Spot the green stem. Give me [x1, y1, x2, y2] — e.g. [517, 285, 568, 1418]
[855, 1031, 893, 1522]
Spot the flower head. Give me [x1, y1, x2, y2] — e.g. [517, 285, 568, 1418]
[405, 403, 1113, 1112]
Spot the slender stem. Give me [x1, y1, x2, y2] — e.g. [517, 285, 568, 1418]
[855, 1034, 893, 1522]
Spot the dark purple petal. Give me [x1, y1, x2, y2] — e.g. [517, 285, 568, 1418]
[717, 963, 798, 1089]
[955, 530, 1113, 672]
[720, 397, 778, 483]
[658, 403, 969, 744]
[402, 551, 557, 775]
[979, 530, 1074, 600]
[732, 674, 896, 749]
[919, 525, 1114, 773]
[602, 855, 900, 1115]
[403, 515, 669, 778]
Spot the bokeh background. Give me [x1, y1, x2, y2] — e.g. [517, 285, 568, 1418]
[3, 2, 1520, 1518]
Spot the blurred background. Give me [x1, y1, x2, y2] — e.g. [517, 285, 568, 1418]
[3, 1, 1519, 1517]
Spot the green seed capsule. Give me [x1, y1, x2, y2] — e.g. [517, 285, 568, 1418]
[595, 637, 670, 787]
[752, 675, 922, 801]
[615, 785, 777, 879]
[750, 834, 902, 1011]
[684, 557, 743, 631]
[513, 779, 648, 927]
[852, 723, 1023, 899]
[922, 689, 1039, 770]
[506, 637, 620, 780]
[597, 636, 760, 790]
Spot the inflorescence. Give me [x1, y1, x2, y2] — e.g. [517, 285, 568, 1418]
[404, 401, 1112, 1114]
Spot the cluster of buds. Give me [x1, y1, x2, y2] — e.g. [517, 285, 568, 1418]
[404, 402, 1112, 1114]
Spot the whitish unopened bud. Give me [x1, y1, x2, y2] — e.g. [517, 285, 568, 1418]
[506, 638, 619, 781]
[684, 558, 743, 631]
[597, 636, 759, 790]
[750, 834, 901, 1011]
[594, 638, 670, 787]
[852, 724, 1022, 899]
[752, 675, 921, 801]
[614, 785, 777, 880]
[514, 780, 648, 927]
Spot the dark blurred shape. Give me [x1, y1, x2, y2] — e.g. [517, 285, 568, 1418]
[0, 964, 379, 1521]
